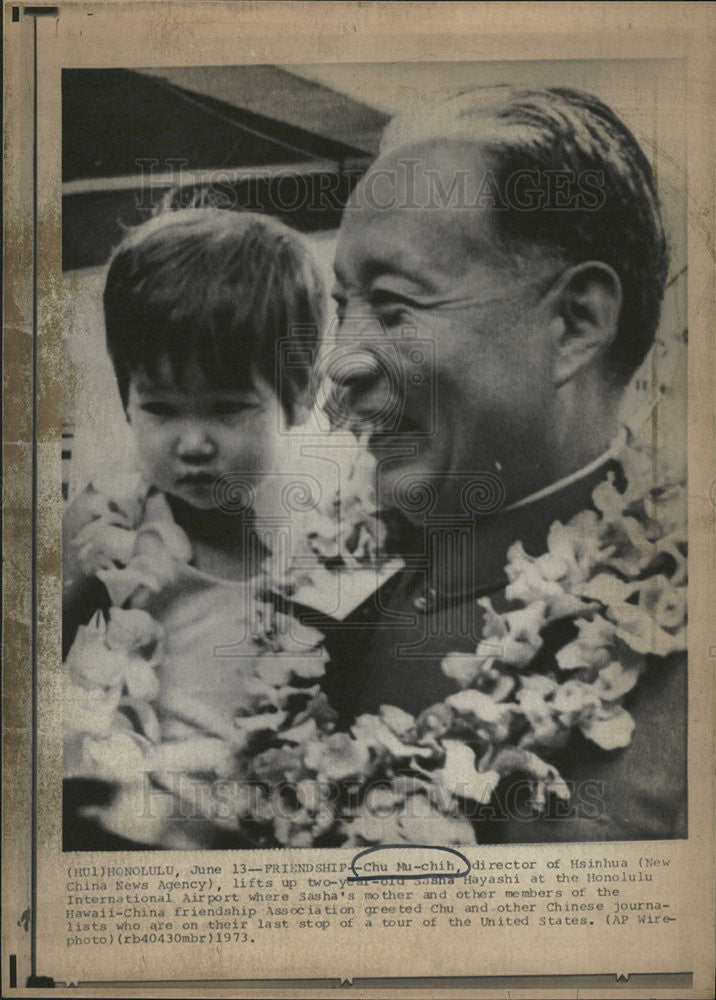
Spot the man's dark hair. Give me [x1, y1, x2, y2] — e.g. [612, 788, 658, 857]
[103, 208, 325, 419]
[382, 86, 669, 383]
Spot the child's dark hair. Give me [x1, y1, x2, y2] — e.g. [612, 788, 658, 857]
[103, 208, 326, 421]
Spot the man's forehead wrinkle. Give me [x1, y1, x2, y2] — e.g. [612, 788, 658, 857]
[339, 207, 488, 289]
[334, 138, 522, 300]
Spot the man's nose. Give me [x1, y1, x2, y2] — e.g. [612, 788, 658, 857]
[174, 425, 217, 463]
[327, 346, 385, 392]
[322, 346, 396, 428]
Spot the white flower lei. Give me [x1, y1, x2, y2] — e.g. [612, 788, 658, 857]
[63, 430, 686, 848]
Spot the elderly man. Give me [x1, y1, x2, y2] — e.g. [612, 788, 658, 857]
[313, 87, 686, 843]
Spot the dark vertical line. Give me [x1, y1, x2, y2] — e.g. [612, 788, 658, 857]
[31, 12, 39, 982]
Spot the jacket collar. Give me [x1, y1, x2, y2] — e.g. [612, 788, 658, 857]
[293, 451, 623, 620]
[423, 454, 623, 606]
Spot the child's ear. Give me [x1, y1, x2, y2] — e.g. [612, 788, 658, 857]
[547, 261, 622, 387]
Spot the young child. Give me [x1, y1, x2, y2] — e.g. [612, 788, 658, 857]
[63, 208, 326, 847]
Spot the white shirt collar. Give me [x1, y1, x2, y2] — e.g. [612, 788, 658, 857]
[503, 428, 626, 512]
[290, 558, 404, 621]
[293, 430, 626, 619]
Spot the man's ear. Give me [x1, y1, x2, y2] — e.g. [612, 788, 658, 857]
[548, 261, 622, 387]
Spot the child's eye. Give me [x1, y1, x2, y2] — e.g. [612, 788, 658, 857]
[140, 401, 177, 417]
[212, 400, 255, 416]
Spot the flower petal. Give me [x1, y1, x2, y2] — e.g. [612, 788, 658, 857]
[579, 705, 636, 749]
[351, 714, 434, 761]
[106, 608, 163, 652]
[134, 520, 193, 563]
[379, 704, 418, 740]
[445, 690, 512, 742]
[435, 741, 500, 803]
[97, 564, 161, 607]
[64, 678, 122, 735]
[441, 652, 483, 688]
[595, 660, 643, 701]
[75, 521, 138, 573]
[81, 731, 149, 783]
[305, 732, 371, 781]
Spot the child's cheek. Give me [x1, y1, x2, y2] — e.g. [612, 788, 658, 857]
[134, 420, 171, 483]
[235, 417, 277, 474]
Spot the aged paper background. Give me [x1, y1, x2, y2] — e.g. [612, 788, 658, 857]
[3, 2, 714, 996]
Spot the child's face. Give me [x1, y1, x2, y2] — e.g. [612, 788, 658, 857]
[126, 355, 282, 510]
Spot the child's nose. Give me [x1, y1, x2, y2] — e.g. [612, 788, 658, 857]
[175, 425, 217, 463]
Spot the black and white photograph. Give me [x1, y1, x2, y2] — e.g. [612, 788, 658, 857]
[60, 58, 688, 853]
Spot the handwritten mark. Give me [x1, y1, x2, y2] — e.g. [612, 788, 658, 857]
[348, 844, 470, 883]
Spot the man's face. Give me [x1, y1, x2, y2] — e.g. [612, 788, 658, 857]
[331, 140, 559, 520]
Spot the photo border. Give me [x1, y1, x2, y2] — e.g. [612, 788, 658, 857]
[3, 3, 714, 997]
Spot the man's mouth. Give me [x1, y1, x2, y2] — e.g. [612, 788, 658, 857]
[367, 413, 425, 448]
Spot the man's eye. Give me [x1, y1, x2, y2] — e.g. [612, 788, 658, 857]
[140, 402, 176, 417]
[371, 292, 414, 327]
[376, 304, 410, 328]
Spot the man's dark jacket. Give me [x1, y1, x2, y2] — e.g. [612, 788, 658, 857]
[308, 459, 687, 843]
